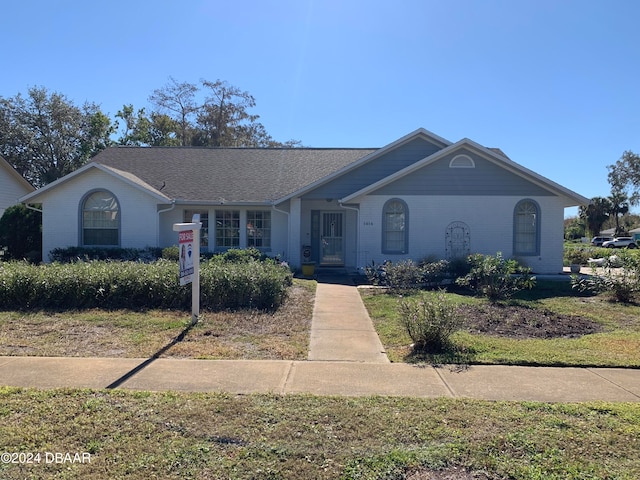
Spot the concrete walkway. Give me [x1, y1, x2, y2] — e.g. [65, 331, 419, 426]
[1, 356, 639, 402]
[308, 275, 389, 363]
[0, 274, 639, 402]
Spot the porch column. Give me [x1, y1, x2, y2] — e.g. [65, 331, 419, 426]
[289, 197, 302, 268]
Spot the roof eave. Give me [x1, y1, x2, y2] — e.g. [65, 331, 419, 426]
[20, 162, 173, 204]
[173, 199, 274, 206]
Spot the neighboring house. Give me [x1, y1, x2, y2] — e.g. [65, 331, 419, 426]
[0, 155, 34, 218]
[20, 128, 589, 273]
[630, 227, 640, 242]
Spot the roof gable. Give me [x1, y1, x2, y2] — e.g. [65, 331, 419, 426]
[279, 128, 451, 202]
[341, 138, 590, 207]
[20, 162, 172, 204]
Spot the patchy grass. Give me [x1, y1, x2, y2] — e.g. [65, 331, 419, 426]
[361, 280, 640, 366]
[0, 388, 638, 479]
[0, 279, 315, 360]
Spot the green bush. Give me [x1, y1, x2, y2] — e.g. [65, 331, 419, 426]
[0, 258, 292, 311]
[571, 251, 640, 303]
[364, 259, 450, 292]
[0, 204, 42, 263]
[398, 290, 462, 353]
[49, 246, 162, 263]
[216, 247, 267, 263]
[455, 252, 536, 303]
[563, 245, 612, 266]
[162, 246, 180, 261]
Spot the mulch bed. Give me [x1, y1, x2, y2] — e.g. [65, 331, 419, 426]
[457, 303, 604, 339]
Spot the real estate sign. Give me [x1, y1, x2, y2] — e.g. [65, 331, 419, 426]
[173, 215, 202, 325]
[178, 230, 195, 286]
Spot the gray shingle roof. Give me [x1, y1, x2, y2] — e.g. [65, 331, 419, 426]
[93, 147, 377, 203]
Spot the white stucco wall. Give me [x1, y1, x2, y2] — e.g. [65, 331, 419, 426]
[354, 194, 566, 274]
[37, 169, 162, 261]
[0, 165, 33, 218]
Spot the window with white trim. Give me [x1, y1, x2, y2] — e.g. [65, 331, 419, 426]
[215, 210, 240, 248]
[184, 210, 209, 247]
[514, 199, 540, 255]
[247, 210, 271, 248]
[382, 199, 408, 254]
[81, 190, 119, 246]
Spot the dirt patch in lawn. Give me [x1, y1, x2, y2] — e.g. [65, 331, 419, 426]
[457, 303, 604, 339]
[0, 283, 314, 359]
[406, 467, 491, 479]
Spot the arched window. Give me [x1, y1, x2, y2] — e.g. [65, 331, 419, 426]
[513, 199, 539, 255]
[382, 199, 408, 254]
[81, 190, 120, 246]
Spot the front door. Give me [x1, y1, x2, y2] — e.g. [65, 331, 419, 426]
[320, 212, 344, 265]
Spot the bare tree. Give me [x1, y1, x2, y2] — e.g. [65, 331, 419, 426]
[148, 77, 199, 146]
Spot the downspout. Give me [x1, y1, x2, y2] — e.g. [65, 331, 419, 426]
[272, 202, 290, 262]
[157, 201, 176, 247]
[339, 202, 360, 273]
[24, 203, 43, 213]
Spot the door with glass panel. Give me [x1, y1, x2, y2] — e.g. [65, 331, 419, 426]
[320, 212, 344, 265]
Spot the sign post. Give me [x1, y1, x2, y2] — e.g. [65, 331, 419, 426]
[173, 214, 202, 325]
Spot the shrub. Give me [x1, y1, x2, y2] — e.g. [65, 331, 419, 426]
[564, 247, 590, 266]
[0, 204, 42, 263]
[162, 246, 180, 261]
[455, 252, 536, 302]
[398, 290, 462, 353]
[49, 246, 162, 263]
[0, 258, 292, 311]
[571, 251, 640, 303]
[216, 247, 267, 263]
[364, 259, 450, 291]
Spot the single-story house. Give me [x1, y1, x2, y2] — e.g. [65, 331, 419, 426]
[20, 128, 589, 273]
[0, 155, 34, 218]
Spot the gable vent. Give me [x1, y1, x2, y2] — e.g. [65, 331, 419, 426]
[449, 154, 475, 168]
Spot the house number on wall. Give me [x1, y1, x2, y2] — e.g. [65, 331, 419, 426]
[363, 221, 374, 226]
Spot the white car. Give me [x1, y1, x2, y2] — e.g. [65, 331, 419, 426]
[602, 237, 637, 249]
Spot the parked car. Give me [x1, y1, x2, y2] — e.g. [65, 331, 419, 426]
[591, 236, 614, 246]
[602, 237, 637, 248]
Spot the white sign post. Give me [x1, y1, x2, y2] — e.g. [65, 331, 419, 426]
[173, 214, 202, 325]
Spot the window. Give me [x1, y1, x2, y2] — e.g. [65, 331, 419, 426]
[382, 199, 408, 254]
[449, 154, 475, 168]
[247, 210, 271, 248]
[184, 210, 209, 247]
[215, 210, 240, 248]
[514, 200, 540, 255]
[81, 190, 119, 246]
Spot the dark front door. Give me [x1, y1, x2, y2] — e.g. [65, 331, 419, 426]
[320, 212, 344, 265]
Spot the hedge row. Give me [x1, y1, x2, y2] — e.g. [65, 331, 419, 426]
[0, 259, 292, 311]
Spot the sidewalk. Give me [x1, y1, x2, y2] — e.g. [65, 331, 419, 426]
[1, 356, 639, 402]
[0, 274, 639, 402]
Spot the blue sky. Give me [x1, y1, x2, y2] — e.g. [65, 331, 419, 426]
[3, 0, 639, 217]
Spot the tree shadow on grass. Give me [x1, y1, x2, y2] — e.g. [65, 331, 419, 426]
[105, 320, 196, 389]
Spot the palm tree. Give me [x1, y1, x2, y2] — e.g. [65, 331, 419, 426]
[579, 197, 612, 238]
[608, 191, 630, 235]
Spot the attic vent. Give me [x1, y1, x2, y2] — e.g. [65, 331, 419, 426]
[449, 154, 475, 168]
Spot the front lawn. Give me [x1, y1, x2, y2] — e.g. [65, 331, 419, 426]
[0, 279, 315, 360]
[361, 280, 640, 366]
[1, 388, 638, 479]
